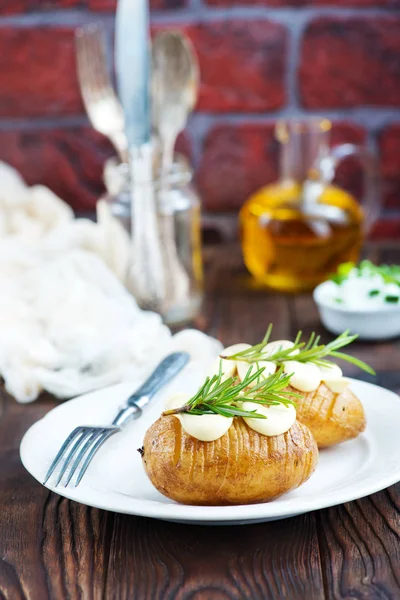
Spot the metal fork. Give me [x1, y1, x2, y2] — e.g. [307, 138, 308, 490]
[75, 24, 129, 162]
[43, 352, 189, 489]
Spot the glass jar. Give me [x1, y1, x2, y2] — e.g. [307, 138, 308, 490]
[103, 158, 131, 233]
[102, 155, 204, 326]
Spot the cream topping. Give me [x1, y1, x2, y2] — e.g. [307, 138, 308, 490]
[324, 377, 350, 393]
[164, 392, 191, 411]
[262, 340, 299, 358]
[241, 401, 297, 436]
[210, 343, 251, 381]
[317, 362, 350, 393]
[318, 362, 342, 381]
[220, 342, 252, 358]
[179, 413, 233, 442]
[236, 359, 276, 384]
[283, 360, 322, 393]
[164, 392, 233, 442]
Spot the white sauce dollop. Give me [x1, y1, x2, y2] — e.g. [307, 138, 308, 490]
[242, 401, 297, 436]
[324, 377, 350, 393]
[236, 360, 276, 384]
[318, 361, 342, 381]
[164, 392, 233, 442]
[164, 392, 191, 411]
[179, 413, 233, 442]
[262, 340, 299, 358]
[317, 361, 349, 392]
[283, 360, 322, 392]
[220, 342, 252, 358]
[209, 343, 251, 381]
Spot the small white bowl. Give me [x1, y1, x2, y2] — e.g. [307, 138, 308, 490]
[313, 280, 400, 340]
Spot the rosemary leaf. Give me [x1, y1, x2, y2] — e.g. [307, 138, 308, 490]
[162, 363, 297, 419]
[222, 325, 375, 376]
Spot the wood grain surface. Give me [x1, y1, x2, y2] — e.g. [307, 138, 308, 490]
[1, 244, 400, 600]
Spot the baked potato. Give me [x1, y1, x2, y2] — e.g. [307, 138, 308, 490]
[219, 330, 371, 450]
[142, 415, 318, 506]
[293, 382, 366, 448]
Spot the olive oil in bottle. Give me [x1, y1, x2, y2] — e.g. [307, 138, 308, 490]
[240, 119, 379, 293]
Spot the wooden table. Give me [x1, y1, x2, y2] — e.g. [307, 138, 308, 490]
[1, 245, 400, 599]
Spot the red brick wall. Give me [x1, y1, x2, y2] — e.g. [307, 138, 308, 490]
[0, 1, 399, 240]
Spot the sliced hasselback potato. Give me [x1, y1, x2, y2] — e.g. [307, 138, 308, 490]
[142, 416, 318, 506]
[293, 383, 366, 448]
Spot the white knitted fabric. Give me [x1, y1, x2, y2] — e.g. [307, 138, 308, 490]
[0, 162, 221, 402]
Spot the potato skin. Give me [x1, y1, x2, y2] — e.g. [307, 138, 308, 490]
[142, 416, 318, 506]
[294, 382, 366, 448]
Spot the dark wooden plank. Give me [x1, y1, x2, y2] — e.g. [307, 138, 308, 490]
[99, 513, 324, 600]
[205, 290, 292, 346]
[316, 486, 400, 600]
[0, 387, 57, 452]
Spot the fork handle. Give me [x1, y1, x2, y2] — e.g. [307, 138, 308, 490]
[112, 404, 141, 426]
[112, 352, 189, 427]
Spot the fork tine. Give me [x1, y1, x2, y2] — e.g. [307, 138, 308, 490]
[74, 428, 119, 488]
[76, 27, 102, 106]
[63, 428, 107, 488]
[43, 426, 86, 485]
[54, 428, 94, 487]
[77, 26, 111, 100]
[76, 26, 123, 120]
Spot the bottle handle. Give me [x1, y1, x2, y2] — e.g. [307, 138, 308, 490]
[318, 143, 381, 234]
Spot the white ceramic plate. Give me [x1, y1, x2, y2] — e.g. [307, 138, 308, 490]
[20, 373, 400, 525]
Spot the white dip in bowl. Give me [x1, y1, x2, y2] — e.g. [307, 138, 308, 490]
[313, 264, 400, 340]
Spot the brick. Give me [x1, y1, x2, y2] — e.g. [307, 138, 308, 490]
[175, 131, 193, 162]
[196, 123, 277, 212]
[155, 20, 287, 112]
[299, 18, 400, 108]
[379, 125, 400, 209]
[0, 0, 81, 13]
[207, 0, 399, 6]
[0, 27, 83, 117]
[89, 0, 186, 9]
[0, 128, 114, 211]
[196, 121, 366, 212]
[0, 128, 192, 211]
[330, 123, 366, 203]
[370, 217, 400, 240]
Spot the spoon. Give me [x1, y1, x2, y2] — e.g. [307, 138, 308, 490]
[152, 31, 199, 174]
[152, 31, 200, 318]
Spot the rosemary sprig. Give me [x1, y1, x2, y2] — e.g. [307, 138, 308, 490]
[162, 364, 299, 420]
[222, 326, 375, 376]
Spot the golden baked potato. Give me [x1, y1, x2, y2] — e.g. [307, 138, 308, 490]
[142, 416, 318, 506]
[294, 382, 366, 448]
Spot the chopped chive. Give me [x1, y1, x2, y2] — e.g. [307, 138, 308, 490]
[385, 295, 399, 304]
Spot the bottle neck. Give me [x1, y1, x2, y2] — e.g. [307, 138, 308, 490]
[278, 123, 331, 185]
